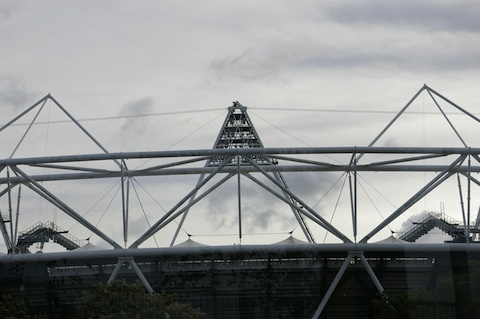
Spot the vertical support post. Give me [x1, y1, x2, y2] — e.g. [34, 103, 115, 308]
[458, 174, 468, 241]
[121, 161, 130, 248]
[7, 168, 14, 246]
[126, 177, 130, 246]
[237, 156, 242, 243]
[348, 152, 358, 242]
[354, 158, 357, 240]
[349, 173, 355, 238]
[467, 154, 471, 244]
[13, 184, 21, 252]
[0, 212, 12, 253]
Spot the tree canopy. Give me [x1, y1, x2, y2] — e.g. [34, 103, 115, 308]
[80, 280, 208, 319]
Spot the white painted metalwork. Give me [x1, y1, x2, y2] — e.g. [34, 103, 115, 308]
[1, 85, 480, 317]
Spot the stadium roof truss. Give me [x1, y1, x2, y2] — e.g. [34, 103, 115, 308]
[2, 85, 480, 317]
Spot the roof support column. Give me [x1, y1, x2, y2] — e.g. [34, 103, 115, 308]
[359, 254, 384, 294]
[311, 253, 353, 318]
[467, 154, 471, 244]
[312, 251, 384, 318]
[108, 257, 154, 294]
[121, 161, 130, 248]
[7, 168, 14, 248]
[237, 157, 242, 242]
[348, 152, 358, 242]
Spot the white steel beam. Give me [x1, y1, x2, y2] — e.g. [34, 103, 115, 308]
[360, 155, 465, 243]
[11, 166, 122, 249]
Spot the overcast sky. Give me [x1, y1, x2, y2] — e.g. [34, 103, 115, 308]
[1, 1, 480, 251]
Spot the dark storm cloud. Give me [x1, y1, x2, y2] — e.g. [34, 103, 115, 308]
[326, 1, 480, 32]
[0, 75, 36, 109]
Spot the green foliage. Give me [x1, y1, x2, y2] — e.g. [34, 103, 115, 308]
[80, 280, 208, 319]
[370, 292, 412, 319]
[370, 260, 480, 318]
[0, 294, 30, 319]
[0, 294, 47, 319]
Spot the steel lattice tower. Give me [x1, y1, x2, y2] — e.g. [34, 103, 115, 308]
[171, 101, 315, 245]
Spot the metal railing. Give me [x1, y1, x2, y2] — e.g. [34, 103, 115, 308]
[398, 212, 478, 242]
[17, 221, 85, 250]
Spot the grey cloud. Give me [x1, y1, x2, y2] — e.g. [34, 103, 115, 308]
[114, 97, 155, 149]
[209, 34, 480, 83]
[203, 170, 339, 232]
[0, 2, 16, 23]
[326, 1, 480, 32]
[399, 211, 427, 232]
[128, 215, 153, 238]
[121, 96, 155, 116]
[282, 171, 341, 201]
[379, 137, 403, 148]
[205, 1, 480, 79]
[295, 36, 480, 73]
[243, 207, 296, 232]
[209, 50, 287, 85]
[296, 52, 401, 70]
[204, 181, 241, 230]
[0, 75, 36, 109]
[246, 208, 275, 230]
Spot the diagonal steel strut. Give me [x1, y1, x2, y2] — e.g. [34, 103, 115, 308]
[361, 154, 466, 243]
[11, 166, 122, 249]
[130, 156, 233, 248]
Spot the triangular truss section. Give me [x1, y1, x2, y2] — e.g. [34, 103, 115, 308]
[366, 85, 480, 150]
[165, 101, 316, 245]
[0, 94, 120, 163]
[0, 94, 123, 252]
